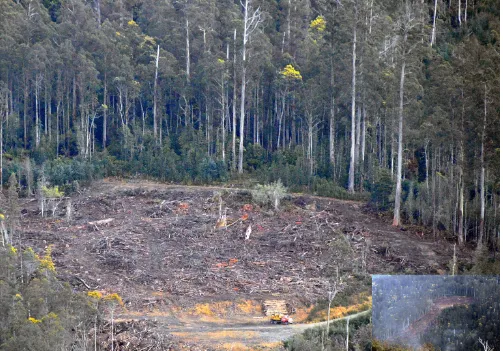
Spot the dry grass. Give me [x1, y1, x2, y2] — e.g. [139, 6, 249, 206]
[207, 331, 257, 340]
[236, 300, 262, 314]
[309, 294, 372, 322]
[188, 300, 262, 319]
[291, 305, 313, 323]
[220, 343, 249, 351]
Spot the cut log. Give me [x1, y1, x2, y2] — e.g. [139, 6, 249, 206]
[88, 218, 114, 226]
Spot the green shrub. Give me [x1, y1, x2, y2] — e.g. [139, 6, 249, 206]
[370, 168, 394, 210]
[252, 180, 288, 210]
[312, 177, 370, 201]
[44, 158, 101, 187]
[244, 143, 267, 171]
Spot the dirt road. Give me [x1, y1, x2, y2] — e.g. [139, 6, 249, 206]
[403, 296, 474, 337]
[124, 309, 371, 347]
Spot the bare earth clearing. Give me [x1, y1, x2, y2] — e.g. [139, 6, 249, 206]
[390, 296, 475, 348]
[18, 179, 473, 349]
[404, 296, 475, 337]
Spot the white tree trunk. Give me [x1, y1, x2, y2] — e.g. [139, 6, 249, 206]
[348, 16, 357, 193]
[329, 58, 335, 169]
[478, 84, 487, 247]
[239, 64, 246, 173]
[103, 73, 107, 148]
[346, 316, 350, 351]
[35, 75, 41, 148]
[430, 0, 438, 46]
[221, 68, 226, 161]
[153, 45, 159, 143]
[239, 0, 249, 174]
[232, 29, 237, 171]
[458, 0, 462, 25]
[239, 0, 261, 173]
[458, 90, 465, 245]
[186, 19, 190, 83]
[393, 60, 406, 227]
[308, 113, 314, 176]
[355, 104, 361, 166]
[361, 105, 366, 163]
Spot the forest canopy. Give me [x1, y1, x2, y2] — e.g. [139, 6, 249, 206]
[0, 0, 499, 247]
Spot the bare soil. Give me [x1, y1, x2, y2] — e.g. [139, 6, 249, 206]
[17, 179, 474, 349]
[405, 296, 475, 337]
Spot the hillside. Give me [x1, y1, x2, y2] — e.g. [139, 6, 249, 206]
[14, 179, 473, 348]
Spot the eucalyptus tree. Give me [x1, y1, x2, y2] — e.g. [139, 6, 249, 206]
[391, 0, 423, 227]
[238, 0, 262, 173]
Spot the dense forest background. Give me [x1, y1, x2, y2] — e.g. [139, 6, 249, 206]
[0, 0, 499, 247]
[372, 275, 500, 351]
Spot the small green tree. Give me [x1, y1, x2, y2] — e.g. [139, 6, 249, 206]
[252, 180, 287, 210]
[41, 186, 64, 217]
[370, 169, 394, 211]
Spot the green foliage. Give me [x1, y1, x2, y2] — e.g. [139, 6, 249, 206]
[44, 158, 101, 187]
[284, 312, 372, 351]
[470, 245, 500, 275]
[0, 246, 98, 350]
[370, 169, 394, 211]
[312, 177, 370, 201]
[251, 180, 288, 210]
[197, 156, 228, 183]
[243, 143, 267, 171]
[41, 186, 64, 199]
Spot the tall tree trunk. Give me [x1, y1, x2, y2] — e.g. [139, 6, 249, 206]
[232, 29, 237, 171]
[95, 0, 101, 26]
[478, 84, 487, 247]
[361, 105, 366, 163]
[431, 0, 438, 46]
[153, 45, 159, 143]
[239, 64, 246, 174]
[103, 71, 107, 149]
[346, 317, 349, 351]
[392, 60, 406, 227]
[221, 65, 226, 161]
[458, 0, 462, 25]
[458, 165, 464, 244]
[348, 12, 357, 193]
[23, 73, 28, 149]
[35, 74, 41, 149]
[44, 76, 48, 136]
[355, 104, 361, 167]
[329, 56, 335, 173]
[238, 0, 249, 174]
[457, 91, 465, 244]
[186, 19, 190, 83]
[239, 0, 261, 173]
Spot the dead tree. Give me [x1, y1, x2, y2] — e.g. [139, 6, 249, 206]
[478, 338, 494, 351]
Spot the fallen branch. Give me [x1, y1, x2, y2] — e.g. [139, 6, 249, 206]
[74, 276, 92, 289]
[88, 218, 114, 226]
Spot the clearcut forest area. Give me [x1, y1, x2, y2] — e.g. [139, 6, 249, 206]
[0, 0, 499, 350]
